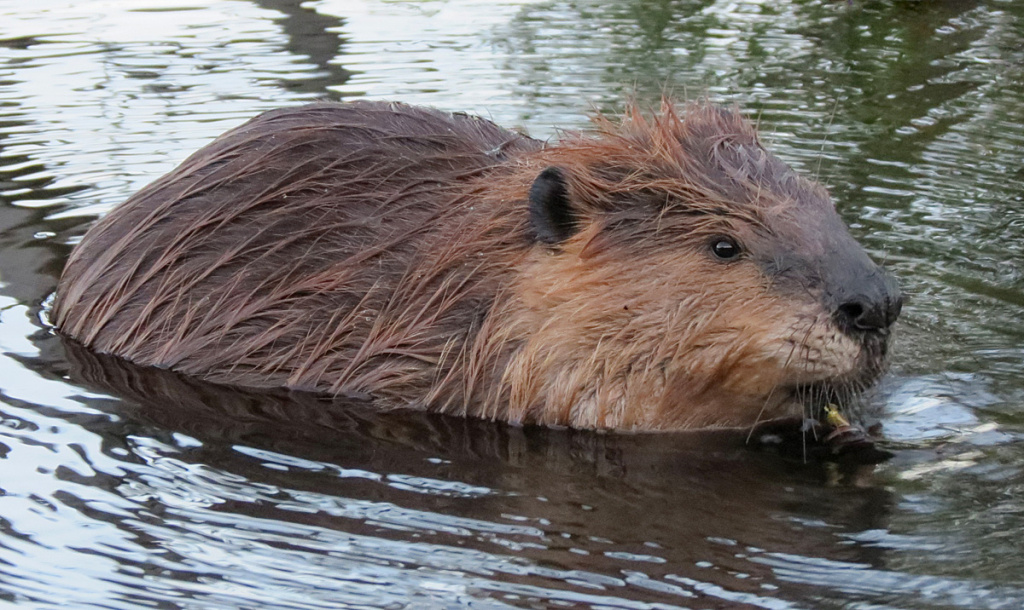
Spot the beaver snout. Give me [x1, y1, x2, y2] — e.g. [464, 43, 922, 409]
[809, 224, 903, 338]
[834, 273, 903, 335]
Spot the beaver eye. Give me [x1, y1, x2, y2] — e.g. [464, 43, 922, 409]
[710, 237, 741, 260]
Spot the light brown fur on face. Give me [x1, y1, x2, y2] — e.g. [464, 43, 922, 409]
[52, 99, 899, 431]
[496, 230, 864, 430]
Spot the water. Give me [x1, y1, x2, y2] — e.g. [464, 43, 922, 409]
[1, 0, 1023, 607]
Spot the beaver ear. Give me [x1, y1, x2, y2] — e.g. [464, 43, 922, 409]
[529, 166, 578, 244]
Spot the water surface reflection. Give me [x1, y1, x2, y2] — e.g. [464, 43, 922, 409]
[57, 341, 898, 609]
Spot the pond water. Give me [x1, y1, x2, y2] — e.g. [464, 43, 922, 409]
[1, 0, 1023, 608]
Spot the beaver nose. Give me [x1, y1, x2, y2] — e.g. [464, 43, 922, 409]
[836, 291, 903, 333]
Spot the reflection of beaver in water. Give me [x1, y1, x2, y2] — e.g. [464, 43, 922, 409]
[53, 100, 901, 431]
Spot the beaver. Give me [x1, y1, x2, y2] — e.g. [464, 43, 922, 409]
[52, 99, 902, 431]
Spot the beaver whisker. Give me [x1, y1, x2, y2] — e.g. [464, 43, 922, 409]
[748, 319, 810, 442]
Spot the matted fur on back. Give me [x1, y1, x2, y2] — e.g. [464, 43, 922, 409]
[54, 102, 541, 404]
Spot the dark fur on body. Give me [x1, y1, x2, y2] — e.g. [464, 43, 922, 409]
[53, 100, 901, 430]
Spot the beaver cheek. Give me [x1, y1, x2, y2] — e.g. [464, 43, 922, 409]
[654, 337, 795, 427]
[656, 367, 791, 428]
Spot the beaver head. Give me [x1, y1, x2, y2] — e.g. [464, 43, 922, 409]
[499, 101, 901, 429]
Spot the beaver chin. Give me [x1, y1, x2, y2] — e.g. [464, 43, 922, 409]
[781, 380, 865, 417]
[779, 336, 890, 421]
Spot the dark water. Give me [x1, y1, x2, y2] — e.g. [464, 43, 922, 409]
[1, 0, 1023, 608]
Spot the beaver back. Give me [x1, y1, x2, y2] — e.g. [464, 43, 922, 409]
[54, 102, 540, 401]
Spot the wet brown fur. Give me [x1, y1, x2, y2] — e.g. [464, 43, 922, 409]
[53, 99, 887, 430]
